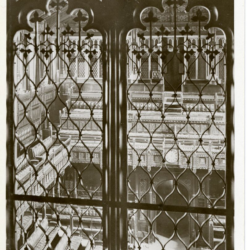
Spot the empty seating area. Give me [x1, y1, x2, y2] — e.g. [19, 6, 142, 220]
[16, 205, 102, 250]
[15, 136, 71, 196]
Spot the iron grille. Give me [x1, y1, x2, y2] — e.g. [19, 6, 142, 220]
[7, 0, 234, 249]
[126, 4, 230, 247]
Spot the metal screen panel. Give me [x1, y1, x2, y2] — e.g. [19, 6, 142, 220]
[127, 2, 227, 248]
[15, 200, 103, 250]
[14, 4, 103, 200]
[128, 209, 225, 250]
[12, 2, 105, 249]
[7, 0, 234, 250]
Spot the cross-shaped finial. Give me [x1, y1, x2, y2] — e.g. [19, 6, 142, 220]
[20, 48, 32, 59]
[191, 9, 208, 50]
[142, 9, 159, 51]
[155, 25, 170, 37]
[191, 9, 207, 22]
[84, 48, 97, 59]
[132, 49, 146, 60]
[166, 0, 185, 50]
[62, 24, 75, 36]
[136, 32, 146, 47]
[137, 33, 145, 41]
[206, 31, 215, 41]
[30, 11, 43, 51]
[50, 0, 68, 47]
[180, 48, 195, 60]
[24, 33, 32, 41]
[74, 10, 88, 51]
[63, 47, 76, 59]
[73, 10, 88, 23]
[85, 33, 94, 40]
[142, 9, 159, 23]
[40, 47, 53, 59]
[205, 48, 220, 61]
[41, 25, 55, 37]
[179, 24, 195, 37]
[155, 49, 170, 60]
[23, 33, 32, 47]
[30, 11, 43, 23]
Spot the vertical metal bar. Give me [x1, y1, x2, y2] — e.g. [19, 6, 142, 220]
[56, 1, 60, 80]
[78, 19, 81, 50]
[56, 1, 59, 46]
[119, 29, 128, 250]
[173, 2, 177, 49]
[198, 19, 201, 50]
[225, 31, 234, 250]
[115, 27, 121, 250]
[6, 1, 15, 249]
[102, 30, 109, 250]
[109, 26, 117, 250]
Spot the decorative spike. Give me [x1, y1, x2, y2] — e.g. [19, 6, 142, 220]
[73, 10, 88, 23]
[156, 25, 170, 37]
[180, 48, 195, 61]
[191, 9, 208, 22]
[205, 49, 220, 61]
[142, 9, 159, 23]
[30, 11, 43, 23]
[41, 25, 55, 37]
[85, 33, 94, 40]
[20, 48, 32, 58]
[63, 47, 76, 59]
[206, 31, 215, 40]
[137, 32, 145, 40]
[62, 24, 75, 36]
[24, 33, 31, 40]
[40, 48, 53, 59]
[179, 24, 195, 36]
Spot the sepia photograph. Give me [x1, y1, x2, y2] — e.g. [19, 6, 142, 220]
[5, 0, 243, 249]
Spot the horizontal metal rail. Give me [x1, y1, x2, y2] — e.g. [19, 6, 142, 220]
[14, 194, 229, 216]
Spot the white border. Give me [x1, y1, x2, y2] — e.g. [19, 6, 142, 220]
[245, 0, 249, 249]
[0, 0, 246, 248]
[235, 0, 245, 249]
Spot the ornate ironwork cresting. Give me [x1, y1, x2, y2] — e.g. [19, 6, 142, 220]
[7, 0, 234, 250]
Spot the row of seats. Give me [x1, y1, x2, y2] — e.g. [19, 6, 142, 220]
[31, 136, 55, 158]
[16, 137, 71, 195]
[22, 218, 48, 250]
[71, 101, 102, 109]
[24, 223, 91, 250]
